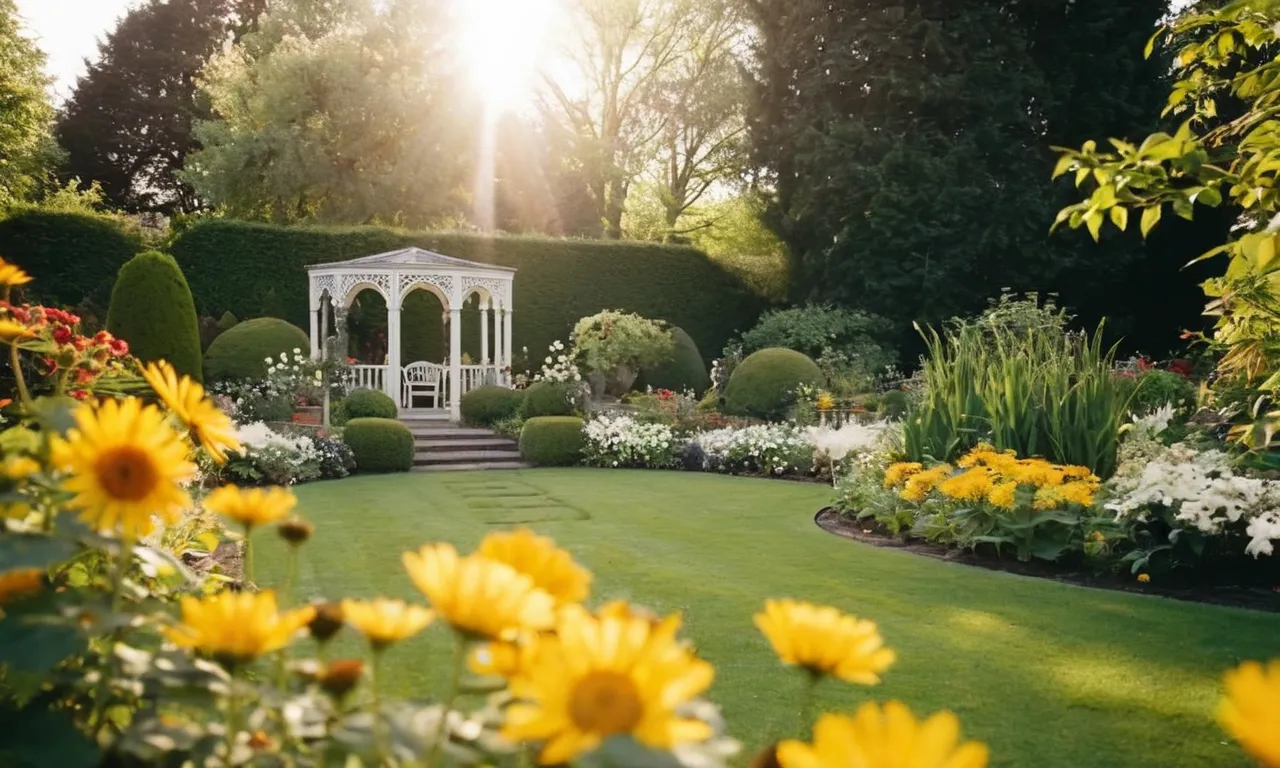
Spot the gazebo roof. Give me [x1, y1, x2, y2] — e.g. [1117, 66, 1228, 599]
[306, 246, 516, 273]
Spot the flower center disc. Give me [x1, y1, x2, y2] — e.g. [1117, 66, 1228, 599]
[569, 670, 645, 736]
[95, 446, 159, 501]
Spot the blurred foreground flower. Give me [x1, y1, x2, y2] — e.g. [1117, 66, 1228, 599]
[205, 485, 296, 530]
[142, 361, 242, 463]
[341, 598, 433, 649]
[478, 527, 592, 605]
[1218, 659, 1280, 768]
[165, 590, 315, 665]
[403, 542, 555, 640]
[777, 704, 988, 768]
[755, 599, 894, 685]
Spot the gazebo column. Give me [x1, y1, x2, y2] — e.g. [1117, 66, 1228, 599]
[502, 308, 514, 386]
[480, 298, 491, 366]
[309, 300, 320, 360]
[386, 293, 402, 409]
[449, 306, 463, 420]
[319, 297, 330, 359]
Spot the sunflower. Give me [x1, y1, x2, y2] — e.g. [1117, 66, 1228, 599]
[141, 361, 242, 463]
[754, 599, 894, 685]
[204, 485, 296, 529]
[777, 703, 989, 768]
[340, 598, 433, 649]
[0, 568, 43, 605]
[0, 319, 34, 343]
[402, 543, 555, 640]
[52, 398, 196, 539]
[478, 528, 592, 605]
[0, 258, 32, 288]
[164, 590, 316, 665]
[502, 606, 714, 764]
[1218, 659, 1280, 767]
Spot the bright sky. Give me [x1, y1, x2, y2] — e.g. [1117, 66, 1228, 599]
[16, 0, 136, 99]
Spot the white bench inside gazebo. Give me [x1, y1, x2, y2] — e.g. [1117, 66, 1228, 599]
[306, 247, 515, 421]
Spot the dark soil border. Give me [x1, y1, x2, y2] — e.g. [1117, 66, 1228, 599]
[814, 507, 1280, 613]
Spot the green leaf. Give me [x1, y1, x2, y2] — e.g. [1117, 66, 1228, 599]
[0, 607, 87, 702]
[1085, 210, 1104, 241]
[0, 534, 77, 571]
[580, 736, 686, 768]
[1109, 206, 1129, 231]
[1140, 205, 1161, 237]
[1144, 27, 1162, 59]
[0, 706, 99, 768]
[1052, 154, 1074, 179]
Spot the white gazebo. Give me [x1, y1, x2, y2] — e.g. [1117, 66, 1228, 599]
[306, 247, 515, 421]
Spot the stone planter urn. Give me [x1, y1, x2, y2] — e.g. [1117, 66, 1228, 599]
[587, 365, 638, 400]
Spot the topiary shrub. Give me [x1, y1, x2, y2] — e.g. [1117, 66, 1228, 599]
[520, 381, 577, 418]
[217, 311, 239, 331]
[461, 386, 524, 426]
[343, 417, 414, 473]
[519, 416, 585, 466]
[643, 326, 710, 395]
[106, 250, 203, 381]
[203, 317, 310, 382]
[343, 388, 399, 419]
[723, 347, 823, 420]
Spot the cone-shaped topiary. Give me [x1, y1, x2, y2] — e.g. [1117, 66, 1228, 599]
[723, 347, 823, 420]
[642, 326, 710, 396]
[203, 317, 310, 382]
[106, 250, 203, 381]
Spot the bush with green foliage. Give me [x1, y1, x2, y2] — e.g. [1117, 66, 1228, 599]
[342, 388, 398, 419]
[723, 348, 823, 420]
[0, 210, 141, 311]
[519, 416, 586, 466]
[735, 305, 895, 373]
[1131, 369, 1197, 415]
[105, 250, 203, 380]
[520, 381, 578, 419]
[461, 385, 524, 426]
[642, 326, 710, 395]
[342, 417, 414, 472]
[217, 311, 239, 330]
[572, 310, 674, 389]
[203, 317, 310, 382]
[168, 219, 765, 363]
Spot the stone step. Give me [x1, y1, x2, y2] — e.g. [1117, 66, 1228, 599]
[412, 461, 532, 472]
[416, 450, 525, 464]
[406, 426, 495, 438]
[415, 437, 517, 451]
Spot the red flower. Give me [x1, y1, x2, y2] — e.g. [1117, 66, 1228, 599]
[40, 357, 58, 374]
[9, 306, 29, 323]
[75, 368, 95, 384]
[72, 335, 89, 351]
[1168, 359, 1193, 378]
[93, 330, 111, 344]
[52, 326, 73, 345]
[108, 338, 129, 357]
[1137, 357, 1153, 372]
[68, 389, 89, 401]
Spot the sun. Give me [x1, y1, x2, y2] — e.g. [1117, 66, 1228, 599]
[455, 0, 558, 110]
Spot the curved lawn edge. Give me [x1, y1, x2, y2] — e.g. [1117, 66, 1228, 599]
[814, 506, 1280, 613]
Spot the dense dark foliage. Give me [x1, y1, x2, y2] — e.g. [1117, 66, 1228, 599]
[106, 250, 203, 380]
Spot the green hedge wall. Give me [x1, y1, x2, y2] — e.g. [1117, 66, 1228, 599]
[169, 220, 766, 363]
[0, 210, 142, 313]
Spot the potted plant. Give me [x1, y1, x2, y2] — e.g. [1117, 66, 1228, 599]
[572, 311, 675, 399]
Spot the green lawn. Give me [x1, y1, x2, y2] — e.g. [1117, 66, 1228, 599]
[254, 469, 1280, 768]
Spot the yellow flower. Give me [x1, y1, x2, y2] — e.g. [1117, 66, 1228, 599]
[0, 455, 38, 481]
[403, 542, 555, 640]
[900, 465, 952, 502]
[204, 485, 296, 529]
[52, 398, 195, 539]
[165, 590, 315, 664]
[340, 598, 433, 649]
[754, 599, 894, 685]
[0, 568, 43, 605]
[986, 481, 1017, 510]
[1033, 481, 1096, 510]
[141, 361, 242, 463]
[816, 392, 836, 410]
[1137, 573, 1150, 583]
[1009, 459, 1065, 488]
[1218, 659, 1280, 768]
[478, 528, 592, 605]
[778, 704, 989, 768]
[503, 605, 714, 764]
[0, 257, 32, 287]
[1062, 465, 1097, 481]
[882, 462, 922, 488]
[470, 635, 537, 678]
[937, 468, 994, 503]
[0, 319, 34, 343]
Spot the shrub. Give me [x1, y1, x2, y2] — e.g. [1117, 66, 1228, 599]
[877, 389, 910, 420]
[643, 326, 710, 395]
[106, 250, 203, 380]
[343, 417, 414, 472]
[582, 414, 682, 468]
[461, 385, 524, 426]
[1131, 369, 1197, 414]
[520, 381, 577, 418]
[519, 416, 586, 466]
[735, 304, 895, 371]
[203, 317, 310, 382]
[0, 209, 141, 311]
[343, 388, 398, 419]
[217, 311, 239, 331]
[572, 310, 674, 396]
[723, 348, 823, 420]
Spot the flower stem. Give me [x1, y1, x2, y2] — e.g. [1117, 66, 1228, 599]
[242, 523, 254, 588]
[428, 633, 468, 768]
[8, 342, 30, 406]
[282, 545, 298, 607]
[90, 541, 132, 740]
[371, 649, 387, 764]
[225, 673, 241, 764]
[799, 672, 819, 739]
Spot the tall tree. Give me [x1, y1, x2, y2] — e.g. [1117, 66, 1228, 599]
[55, 0, 263, 215]
[0, 0, 58, 208]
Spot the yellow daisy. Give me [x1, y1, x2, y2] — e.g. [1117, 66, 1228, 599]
[204, 485, 296, 529]
[937, 468, 994, 503]
[899, 465, 951, 503]
[777, 703, 989, 768]
[164, 590, 315, 665]
[754, 599, 894, 685]
[52, 398, 195, 539]
[478, 528, 592, 605]
[881, 462, 923, 488]
[502, 605, 714, 764]
[0, 319, 34, 343]
[0, 257, 32, 287]
[0, 568, 43, 605]
[141, 361, 242, 463]
[340, 598, 433, 649]
[402, 542, 555, 640]
[1218, 659, 1280, 768]
[986, 481, 1017, 510]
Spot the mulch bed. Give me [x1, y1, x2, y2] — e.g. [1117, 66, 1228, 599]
[814, 507, 1280, 613]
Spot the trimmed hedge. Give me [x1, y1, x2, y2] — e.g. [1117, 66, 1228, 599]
[520, 381, 576, 419]
[642, 326, 710, 396]
[343, 417, 414, 473]
[203, 317, 310, 382]
[344, 388, 398, 419]
[169, 220, 767, 363]
[0, 210, 141, 312]
[461, 385, 524, 426]
[106, 251, 203, 381]
[519, 416, 585, 466]
[723, 347, 823, 420]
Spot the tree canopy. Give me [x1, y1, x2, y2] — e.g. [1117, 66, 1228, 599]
[0, 0, 58, 208]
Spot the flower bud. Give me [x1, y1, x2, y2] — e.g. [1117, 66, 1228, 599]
[277, 516, 314, 546]
[319, 659, 364, 699]
[308, 601, 345, 642]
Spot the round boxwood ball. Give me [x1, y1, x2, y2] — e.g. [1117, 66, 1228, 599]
[723, 347, 823, 420]
[643, 326, 710, 396]
[519, 416, 585, 466]
[461, 385, 524, 426]
[203, 317, 310, 382]
[343, 417, 414, 473]
[520, 381, 576, 419]
[343, 388, 398, 419]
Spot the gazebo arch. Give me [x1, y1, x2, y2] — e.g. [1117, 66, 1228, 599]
[306, 247, 515, 421]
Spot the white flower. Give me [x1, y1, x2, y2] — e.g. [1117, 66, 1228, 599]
[265, 356, 274, 363]
[279, 353, 288, 363]
[293, 347, 302, 354]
